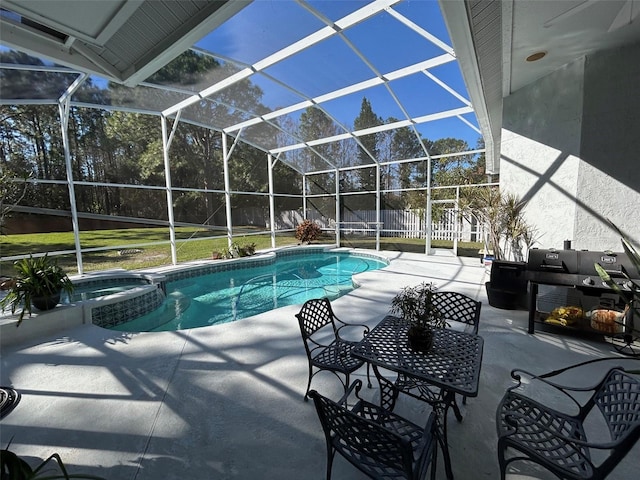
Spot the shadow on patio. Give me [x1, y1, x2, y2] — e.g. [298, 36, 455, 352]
[1, 251, 638, 479]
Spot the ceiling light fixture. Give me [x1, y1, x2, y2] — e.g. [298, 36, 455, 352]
[526, 51, 546, 62]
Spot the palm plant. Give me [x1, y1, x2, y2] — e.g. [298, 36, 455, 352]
[461, 186, 537, 261]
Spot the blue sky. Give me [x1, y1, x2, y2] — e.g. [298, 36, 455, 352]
[0, 1, 481, 150]
[195, 0, 481, 149]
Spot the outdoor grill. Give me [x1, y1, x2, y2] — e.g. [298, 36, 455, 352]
[526, 248, 640, 355]
[526, 248, 638, 292]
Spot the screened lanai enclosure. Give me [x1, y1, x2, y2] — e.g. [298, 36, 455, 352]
[0, 0, 491, 274]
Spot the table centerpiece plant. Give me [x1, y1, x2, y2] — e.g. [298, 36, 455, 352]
[390, 282, 446, 352]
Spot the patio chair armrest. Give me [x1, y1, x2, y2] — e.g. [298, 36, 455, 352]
[508, 368, 594, 412]
[509, 367, 602, 392]
[507, 360, 625, 411]
[335, 320, 370, 341]
[418, 411, 437, 444]
[503, 408, 623, 451]
[414, 412, 438, 475]
[519, 357, 630, 383]
[306, 337, 331, 353]
[336, 379, 364, 406]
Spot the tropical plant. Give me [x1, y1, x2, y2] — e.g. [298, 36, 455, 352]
[389, 282, 446, 330]
[0, 254, 74, 326]
[461, 186, 537, 261]
[295, 220, 322, 244]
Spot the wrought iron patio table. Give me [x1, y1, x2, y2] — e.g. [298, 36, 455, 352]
[351, 315, 484, 480]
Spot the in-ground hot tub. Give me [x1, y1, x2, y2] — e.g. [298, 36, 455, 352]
[0, 270, 166, 348]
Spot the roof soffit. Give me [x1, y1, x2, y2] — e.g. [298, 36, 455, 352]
[438, 0, 502, 173]
[0, 0, 250, 85]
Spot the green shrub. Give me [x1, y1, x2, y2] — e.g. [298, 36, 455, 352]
[221, 241, 257, 259]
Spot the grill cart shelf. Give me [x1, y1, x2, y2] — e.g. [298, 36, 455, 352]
[526, 248, 639, 356]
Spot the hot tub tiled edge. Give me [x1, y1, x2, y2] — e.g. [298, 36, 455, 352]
[89, 286, 165, 329]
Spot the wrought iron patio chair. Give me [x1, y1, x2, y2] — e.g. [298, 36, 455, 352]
[296, 297, 370, 401]
[496, 359, 640, 480]
[432, 291, 481, 335]
[309, 379, 437, 480]
[396, 291, 482, 409]
[0, 386, 21, 420]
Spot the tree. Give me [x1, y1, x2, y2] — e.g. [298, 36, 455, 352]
[353, 98, 382, 196]
[0, 169, 30, 234]
[430, 138, 484, 187]
[298, 107, 342, 174]
[388, 124, 428, 209]
[1, 51, 118, 216]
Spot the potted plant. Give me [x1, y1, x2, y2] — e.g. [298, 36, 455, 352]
[390, 282, 446, 352]
[295, 219, 322, 244]
[461, 187, 537, 309]
[0, 254, 74, 326]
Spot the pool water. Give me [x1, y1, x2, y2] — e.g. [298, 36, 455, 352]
[110, 252, 386, 332]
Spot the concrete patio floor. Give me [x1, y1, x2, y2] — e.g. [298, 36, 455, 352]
[1, 249, 638, 479]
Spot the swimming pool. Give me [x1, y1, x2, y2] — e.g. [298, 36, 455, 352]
[109, 249, 387, 332]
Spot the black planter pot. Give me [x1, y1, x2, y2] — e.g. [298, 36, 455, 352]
[486, 260, 529, 310]
[407, 326, 434, 353]
[31, 292, 61, 311]
[485, 281, 528, 310]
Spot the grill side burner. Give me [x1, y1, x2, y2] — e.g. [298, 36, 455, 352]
[577, 251, 635, 290]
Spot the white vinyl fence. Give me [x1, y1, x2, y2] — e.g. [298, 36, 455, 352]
[273, 208, 485, 243]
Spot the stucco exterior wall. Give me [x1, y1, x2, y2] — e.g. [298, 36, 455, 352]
[576, 43, 640, 249]
[501, 59, 584, 250]
[501, 42, 640, 252]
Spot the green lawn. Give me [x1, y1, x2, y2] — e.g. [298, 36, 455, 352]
[0, 228, 297, 274]
[339, 235, 483, 258]
[0, 228, 482, 276]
